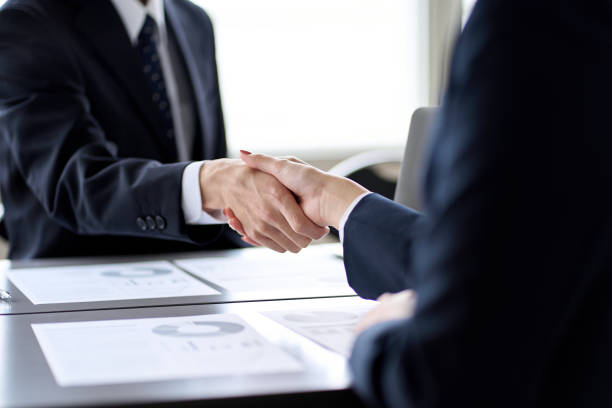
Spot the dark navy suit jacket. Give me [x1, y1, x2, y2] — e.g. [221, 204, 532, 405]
[0, 0, 240, 259]
[344, 1, 612, 406]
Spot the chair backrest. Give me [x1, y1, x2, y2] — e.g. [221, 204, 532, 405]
[393, 107, 439, 211]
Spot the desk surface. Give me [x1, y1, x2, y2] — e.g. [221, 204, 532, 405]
[0, 244, 355, 315]
[0, 297, 367, 408]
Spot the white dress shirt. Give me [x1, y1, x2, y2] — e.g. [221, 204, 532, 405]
[338, 192, 371, 242]
[111, 0, 225, 225]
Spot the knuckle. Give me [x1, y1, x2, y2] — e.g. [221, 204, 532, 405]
[261, 209, 277, 224]
[293, 219, 309, 235]
[272, 245, 286, 253]
[260, 224, 275, 236]
[273, 158, 287, 170]
[299, 238, 312, 248]
[269, 184, 286, 201]
[303, 167, 318, 178]
[252, 231, 266, 242]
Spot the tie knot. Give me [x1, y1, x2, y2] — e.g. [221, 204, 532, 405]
[138, 15, 157, 46]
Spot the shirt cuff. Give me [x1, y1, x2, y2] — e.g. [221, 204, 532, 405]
[181, 161, 227, 225]
[339, 192, 371, 242]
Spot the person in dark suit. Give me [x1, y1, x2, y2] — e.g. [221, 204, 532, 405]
[233, 0, 612, 406]
[0, 0, 327, 259]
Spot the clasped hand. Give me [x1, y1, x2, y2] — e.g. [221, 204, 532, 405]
[198, 158, 329, 253]
[199, 153, 367, 253]
[213, 152, 415, 333]
[226, 151, 368, 238]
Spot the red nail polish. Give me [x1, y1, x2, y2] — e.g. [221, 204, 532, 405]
[240, 150, 252, 155]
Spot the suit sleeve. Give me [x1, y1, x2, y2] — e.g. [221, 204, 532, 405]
[343, 194, 423, 299]
[0, 8, 215, 243]
[344, 1, 605, 406]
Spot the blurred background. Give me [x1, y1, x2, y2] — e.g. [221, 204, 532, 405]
[0, 0, 477, 258]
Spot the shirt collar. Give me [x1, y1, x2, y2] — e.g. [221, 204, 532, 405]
[110, 0, 166, 45]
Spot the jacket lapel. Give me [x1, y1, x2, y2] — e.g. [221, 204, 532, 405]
[74, 0, 176, 159]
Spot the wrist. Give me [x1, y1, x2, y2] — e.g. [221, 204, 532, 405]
[198, 159, 235, 211]
[320, 175, 368, 229]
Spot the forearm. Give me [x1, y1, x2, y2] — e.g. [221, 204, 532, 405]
[318, 173, 369, 229]
[46, 150, 192, 239]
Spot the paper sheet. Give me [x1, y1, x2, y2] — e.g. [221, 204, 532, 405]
[9, 261, 219, 304]
[32, 313, 303, 387]
[263, 302, 376, 356]
[174, 256, 355, 297]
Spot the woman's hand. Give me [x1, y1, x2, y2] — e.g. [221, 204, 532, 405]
[238, 151, 368, 229]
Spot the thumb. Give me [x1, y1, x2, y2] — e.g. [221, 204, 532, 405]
[240, 150, 285, 178]
[240, 150, 308, 194]
[240, 150, 272, 169]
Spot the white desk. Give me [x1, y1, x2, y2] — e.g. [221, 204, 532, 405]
[0, 244, 355, 315]
[0, 297, 368, 408]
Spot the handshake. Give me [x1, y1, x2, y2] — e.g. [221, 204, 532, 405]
[200, 151, 417, 333]
[198, 150, 369, 253]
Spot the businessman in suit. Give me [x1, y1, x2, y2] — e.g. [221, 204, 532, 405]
[233, 0, 612, 406]
[0, 0, 326, 259]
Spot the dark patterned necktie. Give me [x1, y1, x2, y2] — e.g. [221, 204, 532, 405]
[136, 15, 177, 156]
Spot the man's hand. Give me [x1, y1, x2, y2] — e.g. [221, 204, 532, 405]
[355, 290, 417, 335]
[199, 158, 328, 253]
[239, 151, 369, 229]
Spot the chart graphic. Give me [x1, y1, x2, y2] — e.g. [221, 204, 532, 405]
[101, 267, 172, 278]
[32, 314, 303, 387]
[264, 303, 376, 356]
[152, 321, 245, 337]
[8, 261, 219, 304]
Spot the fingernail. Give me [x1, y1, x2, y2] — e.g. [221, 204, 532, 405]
[240, 150, 252, 155]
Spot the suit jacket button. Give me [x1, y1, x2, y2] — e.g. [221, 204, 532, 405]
[136, 217, 147, 231]
[155, 215, 167, 231]
[145, 216, 156, 230]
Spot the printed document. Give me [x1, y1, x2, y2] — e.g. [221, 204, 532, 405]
[32, 313, 303, 386]
[175, 256, 355, 297]
[9, 261, 219, 304]
[263, 302, 376, 356]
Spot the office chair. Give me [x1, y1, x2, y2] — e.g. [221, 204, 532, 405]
[328, 149, 403, 200]
[328, 107, 439, 208]
[393, 107, 439, 211]
[325, 107, 438, 237]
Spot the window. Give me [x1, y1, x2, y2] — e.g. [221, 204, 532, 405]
[193, 0, 425, 158]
